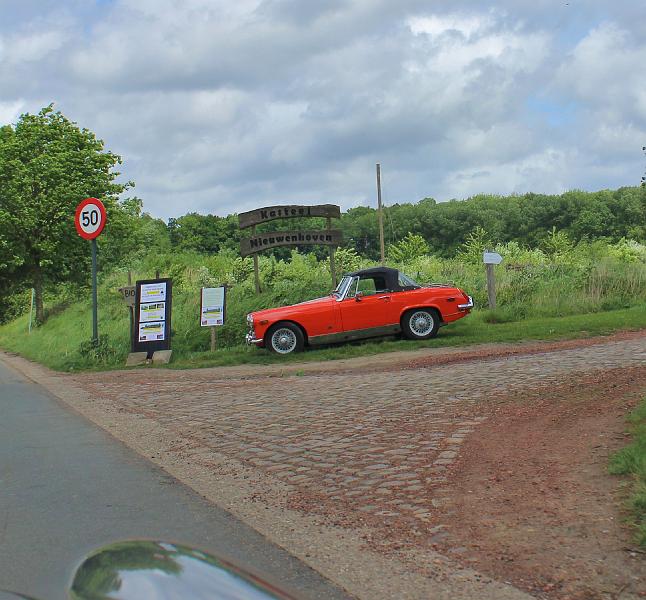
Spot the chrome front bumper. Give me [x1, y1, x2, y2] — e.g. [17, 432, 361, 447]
[245, 332, 263, 345]
[458, 296, 474, 310]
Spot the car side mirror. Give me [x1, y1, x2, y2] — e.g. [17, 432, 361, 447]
[355, 291, 363, 302]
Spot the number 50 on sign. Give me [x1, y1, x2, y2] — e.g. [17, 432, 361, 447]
[75, 198, 107, 240]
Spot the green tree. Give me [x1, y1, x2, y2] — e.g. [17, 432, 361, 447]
[541, 226, 574, 257]
[168, 212, 240, 254]
[0, 105, 130, 322]
[387, 233, 429, 262]
[457, 226, 493, 264]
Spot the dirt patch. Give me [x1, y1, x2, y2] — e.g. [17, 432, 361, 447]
[433, 366, 646, 599]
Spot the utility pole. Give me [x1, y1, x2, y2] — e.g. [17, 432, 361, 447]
[376, 163, 385, 265]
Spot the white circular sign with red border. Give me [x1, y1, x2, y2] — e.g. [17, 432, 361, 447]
[75, 198, 107, 240]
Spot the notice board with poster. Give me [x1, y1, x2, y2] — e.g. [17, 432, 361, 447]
[200, 286, 226, 327]
[133, 278, 172, 355]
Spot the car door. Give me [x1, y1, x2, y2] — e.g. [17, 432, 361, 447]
[339, 276, 399, 333]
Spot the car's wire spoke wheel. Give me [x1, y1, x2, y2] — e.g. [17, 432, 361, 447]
[409, 310, 434, 337]
[271, 327, 298, 354]
[401, 308, 440, 341]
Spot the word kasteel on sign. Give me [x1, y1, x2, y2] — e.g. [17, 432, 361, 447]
[238, 204, 340, 229]
[133, 278, 172, 356]
[200, 286, 226, 327]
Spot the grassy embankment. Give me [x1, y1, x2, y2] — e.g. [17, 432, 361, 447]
[1, 302, 645, 371]
[0, 245, 644, 371]
[610, 398, 646, 547]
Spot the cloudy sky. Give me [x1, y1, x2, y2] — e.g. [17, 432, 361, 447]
[1, 0, 644, 219]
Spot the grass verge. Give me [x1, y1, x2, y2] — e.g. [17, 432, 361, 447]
[168, 305, 646, 369]
[609, 397, 646, 548]
[1, 304, 644, 372]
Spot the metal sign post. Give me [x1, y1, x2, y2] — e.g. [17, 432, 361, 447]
[91, 239, 98, 340]
[75, 198, 107, 343]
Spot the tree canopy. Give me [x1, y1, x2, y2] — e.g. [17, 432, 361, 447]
[0, 105, 131, 322]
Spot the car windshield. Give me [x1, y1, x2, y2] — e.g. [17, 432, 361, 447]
[333, 276, 353, 297]
[398, 272, 421, 288]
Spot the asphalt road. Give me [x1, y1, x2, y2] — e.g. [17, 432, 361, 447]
[0, 360, 349, 600]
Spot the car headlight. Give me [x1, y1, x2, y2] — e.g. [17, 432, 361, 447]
[246, 314, 254, 325]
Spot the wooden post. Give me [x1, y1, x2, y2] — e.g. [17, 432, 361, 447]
[376, 163, 386, 265]
[252, 225, 261, 294]
[486, 262, 496, 310]
[155, 269, 160, 279]
[327, 216, 337, 289]
[210, 326, 216, 352]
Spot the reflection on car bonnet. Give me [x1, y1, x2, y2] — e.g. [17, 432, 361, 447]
[1, 541, 298, 600]
[70, 541, 298, 599]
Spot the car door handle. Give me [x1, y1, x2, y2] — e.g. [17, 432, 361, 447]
[378, 296, 391, 301]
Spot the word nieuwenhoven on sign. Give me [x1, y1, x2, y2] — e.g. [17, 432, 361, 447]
[240, 229, 343, 257]
[238, 204, 341, 229]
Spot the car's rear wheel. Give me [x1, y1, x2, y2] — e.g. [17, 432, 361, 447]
[402, 308, 440, 340]
[266, 322, 305, 354]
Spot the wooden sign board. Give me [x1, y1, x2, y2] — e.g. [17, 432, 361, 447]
[118, 286, 136, 306]
[238, 204, 340, 229]
[240, 229, 343, 257]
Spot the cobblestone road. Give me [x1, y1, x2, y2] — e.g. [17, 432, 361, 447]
[73, 336, 646, 526]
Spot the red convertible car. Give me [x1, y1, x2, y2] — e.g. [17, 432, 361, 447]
[246, 267, 473, 354]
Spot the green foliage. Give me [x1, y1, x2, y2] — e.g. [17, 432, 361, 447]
[333, 188, 645, 259]
[168, 213, 239, 254]
[388, 233, 430, 263]
[541, 227, 574, 257]
[78, 335, 118, 366]
[607, 238, 646, 264]
[99, 197, 171, 268]
[457, 226, 493, 264]
[0, 105, 131, 323]
[1, 238, 645, 372]
[334, 247, 364, 274]
[609, 397, 646, 547]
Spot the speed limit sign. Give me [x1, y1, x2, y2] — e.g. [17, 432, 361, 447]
[75, 198, 107, 240]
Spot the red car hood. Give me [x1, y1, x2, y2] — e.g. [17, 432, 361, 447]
[251, 295, 335, 321]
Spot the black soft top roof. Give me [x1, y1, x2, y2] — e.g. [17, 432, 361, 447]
[346, 266, 408, 292]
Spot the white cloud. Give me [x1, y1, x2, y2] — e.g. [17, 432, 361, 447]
[408, 14, 494, 38]
[0, 100, 25, 125]
[557, 23, 646, 121]
[1, 1, 644, 218]
[4, 30, 66, 64]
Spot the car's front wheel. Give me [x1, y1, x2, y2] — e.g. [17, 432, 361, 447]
[402, 308, 440, 340]
[266, 322, 305, 354]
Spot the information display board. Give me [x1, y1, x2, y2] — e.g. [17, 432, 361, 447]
[133, 278, 172, 356]
[200, 287, 226, 327]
